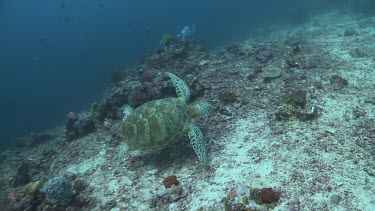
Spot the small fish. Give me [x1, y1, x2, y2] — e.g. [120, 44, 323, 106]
[39, 35, 47, 43]
[144, 27, 151, 35]
[62, 16, 70, 23]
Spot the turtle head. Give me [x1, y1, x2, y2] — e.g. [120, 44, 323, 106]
[188, 102, 213, 118]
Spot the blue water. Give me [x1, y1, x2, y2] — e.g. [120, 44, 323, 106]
[0, 0, 371, 150]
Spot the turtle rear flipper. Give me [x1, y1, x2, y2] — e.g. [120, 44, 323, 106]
[187, 124, 208, 165]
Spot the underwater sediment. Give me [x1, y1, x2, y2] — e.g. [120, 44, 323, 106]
[1, 12, 375, 210]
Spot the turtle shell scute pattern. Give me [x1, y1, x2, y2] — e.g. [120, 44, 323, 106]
[120, 98, 189, 152]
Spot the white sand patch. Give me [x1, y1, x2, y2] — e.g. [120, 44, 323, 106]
[66, 149, 106, 173]
[188, 114, 281, 209]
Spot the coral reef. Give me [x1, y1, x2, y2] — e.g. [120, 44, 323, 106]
[260, 66, 282, 83]
[41, 177, 74, 207]
[275, 90, 317, 121]
[0, 11, 375, 210]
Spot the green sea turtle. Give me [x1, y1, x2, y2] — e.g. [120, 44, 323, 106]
[118, 72, 212, 165]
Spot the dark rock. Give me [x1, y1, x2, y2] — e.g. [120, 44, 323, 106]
[256, 48, 273, 63]
[140, 69, 158, 82]
[219, 91, 239, 104]
[284, 90, 307, 107]
[286, 57, 300, 68]
[29, 132, 52, 147]
[65, 112, 96, 140]
[110, 66, 126, 86]
[292, 45, 301, 54]
[330, 74, 348, 90]
[330, 194, 342, 205]
[13, 162, 31, 187]
[344, 28, 359, 37]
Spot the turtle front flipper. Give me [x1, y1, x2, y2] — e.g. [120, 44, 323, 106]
[187, 124, 208, 165]
[165, 72, 191, 102]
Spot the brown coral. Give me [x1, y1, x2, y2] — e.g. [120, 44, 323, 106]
[259, 188, 280, 203]
[163, 175, 179, 188]
[251, 187, 280, 204]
